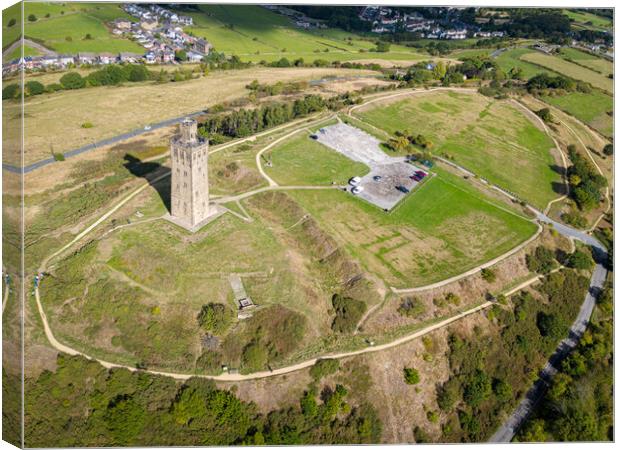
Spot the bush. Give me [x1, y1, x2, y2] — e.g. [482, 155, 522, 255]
[242, 341, 268, 372]
[535, 108, 553, 123]
[60, 72, 86, 90]
[562, 211, 588, 229]
[197, 303, 233, 335]
[2, 83, 19, 100]
[53, 153, 65, 161]
[28, 14, 37, 22]
[403, 367, 420, 385]
[309, 359, 339, 381]
[397, 297, 425, 317]
[7, 18, 16, 27]
[526, 246, 556, 274]
[603, 144, 613, 156]
[331, 294, 366, 333]
[566, 250, 594, 270]
[481, 268, 496, 283]
[45, 83, 63, 93]
[81, 122, 94, 129]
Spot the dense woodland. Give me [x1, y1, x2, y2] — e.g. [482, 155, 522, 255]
[518, 283, 613, 441]
[432, 263, 593, 442]
[8, 355, 381, 447]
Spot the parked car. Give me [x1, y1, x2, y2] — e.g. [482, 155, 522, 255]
[396, 185, 409, 194]
[415, 170, 427, 178]
[349, 176, 362, 186]
[144, 125, 152, 131]
[352, 186, 364, 195]
[310, 134, 318, 140]
[411, 175, 421, 182]
[373, 175, 382, 181]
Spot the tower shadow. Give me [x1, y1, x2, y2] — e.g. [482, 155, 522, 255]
[123, 154, 171, 213]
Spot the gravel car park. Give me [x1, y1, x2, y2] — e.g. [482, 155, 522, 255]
[315, 123, 429, 210]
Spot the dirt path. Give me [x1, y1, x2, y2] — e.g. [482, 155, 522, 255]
[3, 38, 56, 58]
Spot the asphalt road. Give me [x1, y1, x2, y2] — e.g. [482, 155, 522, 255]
[2, 76, 380, 174]
[489, 213, 607, 442]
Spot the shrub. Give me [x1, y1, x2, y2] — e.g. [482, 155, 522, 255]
[53, 153, 65, 161]
[397, 297, 425, 317]
[27, 14, 37, 22]
[481, 268, 496, 283]
[195, 350, 223, 374]
[242, 341, 268, 372]
[562, 211, 588, 228]
[309, 359, 339, 381]
[7, 18, 16, 27]
[81, 122, 94, 129]
[566, 250, 594, 270]
[403, 367, 420, 385]
[2, 83, 19, 100]
[45, 83, 63, 93]
[463, 369, 492, 407]
[197, 303, 233, 335]
[427, 410, 439, 423]
[413, 426, 430, 443]
[331, 294, 366, 333]
[526, 246, 556, 274]
[60, 72, 86, 90]
[535, 108, 553, 123]
[603, 144, 613, 156]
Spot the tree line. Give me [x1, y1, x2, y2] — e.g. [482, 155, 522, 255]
[13, 354, 382, 447]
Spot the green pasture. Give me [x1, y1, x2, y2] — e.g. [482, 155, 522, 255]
[559, 47, 613, 76]
[520, 52, 613, 93]
[289, 167, 537, 288]
[355, 90, 561, 209]
[495, 48, 555, 79]
[542, 90, 613, 138]
[563, 9, 612, 31]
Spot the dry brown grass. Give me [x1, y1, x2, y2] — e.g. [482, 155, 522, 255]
[6, 67, 377, 164]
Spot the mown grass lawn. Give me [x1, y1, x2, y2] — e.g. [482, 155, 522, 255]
[542, 90, 613, 137]
[355, 90, 561, 210]
[289, 167, 537, 288]
[266, 131, 369, 185]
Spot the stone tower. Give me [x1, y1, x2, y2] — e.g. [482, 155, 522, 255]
[170, 118, 210, 229]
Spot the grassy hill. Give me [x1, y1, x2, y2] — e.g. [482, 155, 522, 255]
[3, 2, 142, 53]
[183, 4, 425, 63]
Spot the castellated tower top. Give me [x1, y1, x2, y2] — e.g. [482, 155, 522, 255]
[179, 117, 198, 145]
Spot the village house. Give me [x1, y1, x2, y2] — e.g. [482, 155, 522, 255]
[77, 52, 97, 65]
[119, 52, 141, 63]
[193, 38, 212, 54]
[98, 53, 116, 65]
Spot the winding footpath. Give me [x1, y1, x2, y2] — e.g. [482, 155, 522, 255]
[22, 87, 609, 429]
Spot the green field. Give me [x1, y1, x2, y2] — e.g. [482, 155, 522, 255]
[520, 52, 613, 93]
[495, 48, 555, 79]
[355, 90, 561, 209]
[563, 9, 613, 31]
[3, 44, 41, 62]
[2, 2, 142, 53]
[288, 168, 537, 288]
[559, 47, 614, 76]
[21, 3, 143, 54]
[542, 90, 613, 137]
[184, 4, 426, 63]
[266, 131, 369, 185]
